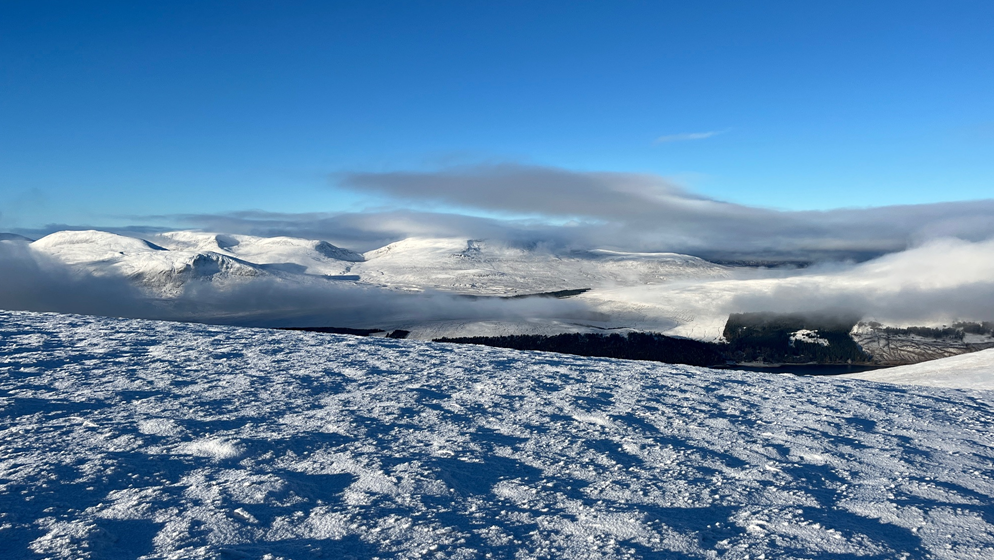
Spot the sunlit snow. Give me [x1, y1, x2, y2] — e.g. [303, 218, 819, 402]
[844, 348, 994, 390]
[1, 310, 993, 559]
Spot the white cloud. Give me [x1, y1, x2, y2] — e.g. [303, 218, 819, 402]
[653, 129, 728, 144]
[18, 163, 994, 263]
[328, 163, 994, 261]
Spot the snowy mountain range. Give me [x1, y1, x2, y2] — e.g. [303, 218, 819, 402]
[26, 230, 726, 296]
[29, 230, 362, 296]
[5, 229, 994, 365]
[16, 230, 731, 338]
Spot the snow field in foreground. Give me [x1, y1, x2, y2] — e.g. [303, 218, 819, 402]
[1, 310, 993, 559]
[844, 348, 994, 390]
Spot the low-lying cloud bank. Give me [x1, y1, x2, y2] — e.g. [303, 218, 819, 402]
[726, 237, 994, 325]
[0, 241, 151, 319]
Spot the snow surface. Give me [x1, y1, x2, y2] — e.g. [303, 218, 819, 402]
[2, 311, 994, 559]
[843, 348, 994, 390]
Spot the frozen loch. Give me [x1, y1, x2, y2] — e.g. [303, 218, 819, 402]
[1, 310, 993, 559]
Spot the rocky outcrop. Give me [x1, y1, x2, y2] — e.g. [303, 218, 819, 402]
[851, 322, 994, 365]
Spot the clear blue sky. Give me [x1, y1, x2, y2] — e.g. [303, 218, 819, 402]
[2, 1, 992, 230]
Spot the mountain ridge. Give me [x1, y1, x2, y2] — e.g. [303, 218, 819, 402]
[10, 229, 994, 368]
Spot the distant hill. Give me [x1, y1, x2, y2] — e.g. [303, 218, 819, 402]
[0, 233, 33, 242]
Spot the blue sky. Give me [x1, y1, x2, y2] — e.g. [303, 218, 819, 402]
[2, 1, 992, 231]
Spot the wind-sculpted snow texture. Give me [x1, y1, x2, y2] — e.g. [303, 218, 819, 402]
[1, 311, 993, 559]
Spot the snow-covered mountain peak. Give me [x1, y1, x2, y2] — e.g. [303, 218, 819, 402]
[29, 230, 267, 296]
[25, 229, 363, 295]
[358, 236, 728, 296]
[31, 230, 166, 264]
[33, 229, 165, 252]
[362, 236, 476, 261]
[155, 231, 364, 270]
[585, 248, 715, 264]
[154, 231, 241, 254]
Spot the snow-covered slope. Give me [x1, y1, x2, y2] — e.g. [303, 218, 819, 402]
[31, 230, 266, 296]
[31, 230, 170, 264]
[2, 310, 993, 559]
[355, 237, 728, 295]
[349, 237, 734, 339]
[153, 231, 363, 276]
[843, 347, 994, 389]
[29, 230, 368, 298]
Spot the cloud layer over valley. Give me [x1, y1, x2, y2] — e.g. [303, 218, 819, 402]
[724, 237, 994, 324]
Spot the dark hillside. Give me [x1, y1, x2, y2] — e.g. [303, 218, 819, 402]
[436, 332, 725, 367]
[723, 312, 869, 364]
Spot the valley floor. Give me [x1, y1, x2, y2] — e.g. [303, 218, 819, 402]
[1, 311, 993, 559]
